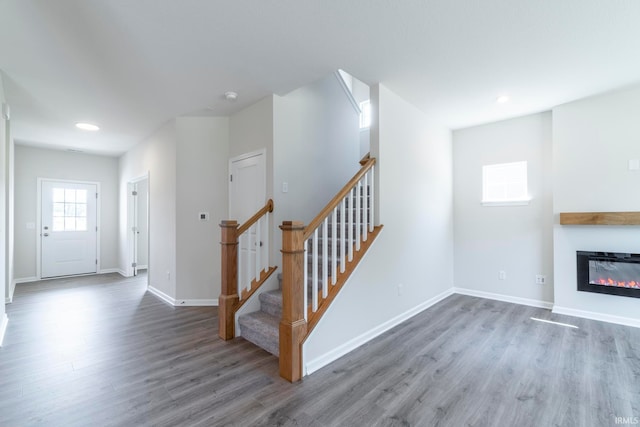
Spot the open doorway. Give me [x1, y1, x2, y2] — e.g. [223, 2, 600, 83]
[127, 175, 149, 280]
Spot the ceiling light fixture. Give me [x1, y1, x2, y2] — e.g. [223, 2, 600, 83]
[496, 95, 510, 104]
[224, 91, 238, 102]
[75, 122, 100, 131]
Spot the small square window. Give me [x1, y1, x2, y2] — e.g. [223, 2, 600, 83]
[482, 161, 530, 206]
[359, 100, 371, 129]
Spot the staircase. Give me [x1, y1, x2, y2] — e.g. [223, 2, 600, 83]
[219, 155, 381, 381]
[238, 185, 371, 357]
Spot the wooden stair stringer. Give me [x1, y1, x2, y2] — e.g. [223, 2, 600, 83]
[303, 225, 383, 340]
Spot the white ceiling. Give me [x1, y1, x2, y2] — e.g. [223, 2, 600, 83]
[1, 0, 640, 156]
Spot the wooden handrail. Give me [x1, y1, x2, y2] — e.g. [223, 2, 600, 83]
[238, 199, 274, 235]
[303, 158, 376, 240]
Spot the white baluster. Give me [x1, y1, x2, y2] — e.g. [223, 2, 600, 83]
[322, 218, 328, 298]
[370, 167, 375, 232]
[303, 238, 308, 321]
[331, 206, 337, 285]
[237, 232, 244, 297]
[356, 180, 361, 251]
[363, 173, 368, 242]
[246, 229, 251, 292]
[348, 188, 354, 262]
[340, 199, 346, 273]
[256, 218, 261, 281]
[264, 212, 269, 272]
[312, 228, 318, 312]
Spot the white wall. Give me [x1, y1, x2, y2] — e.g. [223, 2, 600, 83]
[229, 96, 276, 284]
[5, 123, 14, 302]
[13, 146, 119, 280]
[0, 77, 7, 341]
[119, 121, 177, 298]
[351, 76, 371, 157]
[553, 84, 640, 325]
[229, 96, 274, 202]
[175, 117, 229, 301]
[304, 84, 454, 373]
[453, 112, 554, 305]
[273, 74, 361, 231]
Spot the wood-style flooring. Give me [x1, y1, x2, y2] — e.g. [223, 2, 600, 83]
[1, 273, 639, 426]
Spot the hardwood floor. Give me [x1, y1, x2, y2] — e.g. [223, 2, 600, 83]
[1, 273, 639, 426]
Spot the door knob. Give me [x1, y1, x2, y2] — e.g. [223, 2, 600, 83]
[43, 233, 49, 237]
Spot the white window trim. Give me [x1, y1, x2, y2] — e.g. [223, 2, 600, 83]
[481, 199, 531, 207]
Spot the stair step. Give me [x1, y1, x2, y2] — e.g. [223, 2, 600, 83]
[259, 290, 283, 318]
[238, 311, 280, 357]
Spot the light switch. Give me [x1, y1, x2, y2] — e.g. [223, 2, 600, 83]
[282, 182, 289, 193]
[629, 159, 640, 171]
[26, 222, 35, 230]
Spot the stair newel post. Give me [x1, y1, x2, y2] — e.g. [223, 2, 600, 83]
[279, 220, 308, 382]
[219, 220, 239, 340]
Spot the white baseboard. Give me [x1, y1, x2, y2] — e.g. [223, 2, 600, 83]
[14, 276, 39, 285]
[147, 286, 218, 307]
[304, 288, 454, 376]
[175, 299, 218, 307]
[552, 305, 640, 329]
[453, 287, 553, 310]
[10, 276, 40, 302]
[147, 286, 176, 306]
[99, 268, 126, 276]
[8, 279, 16, 303]
[0, 313, 8, 347]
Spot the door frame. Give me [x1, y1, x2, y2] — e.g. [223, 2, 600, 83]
[228, 148, 266, 219]
[36, 178, 101, 280]
[126, 173, 149, 278]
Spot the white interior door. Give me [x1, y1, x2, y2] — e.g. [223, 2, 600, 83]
[130, 178, 149, 277]
[132, 183, 139, 276]
[41, 180, 98, 278]
[230, 152, 266, 289]
[136, 180, 149, 270]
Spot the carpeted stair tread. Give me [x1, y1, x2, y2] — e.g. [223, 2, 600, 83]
[238, 311, 280, 357]
[259, 290, 283, 318]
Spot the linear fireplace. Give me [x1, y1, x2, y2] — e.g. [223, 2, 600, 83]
[577, 251, 640, 299]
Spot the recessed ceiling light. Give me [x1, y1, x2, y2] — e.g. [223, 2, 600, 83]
[496, 95, 510, 104]
[224, 91, 238, 102]
[75, 122, 100, 131]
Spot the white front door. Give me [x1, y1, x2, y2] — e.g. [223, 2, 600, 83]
[41, 180, 98, 278]
[230, 151, 266, 289]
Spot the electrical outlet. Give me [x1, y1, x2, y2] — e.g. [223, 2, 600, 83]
[166, 271, 171, 281]
[499, 271, 506, 280]
[536, 275, 546, 285]
[397, 283, 403, 296]
[282, 182, 289, 193]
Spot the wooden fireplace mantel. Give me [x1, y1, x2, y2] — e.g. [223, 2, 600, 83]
[560, 212, 640, 225]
